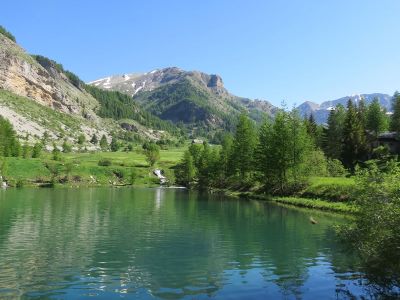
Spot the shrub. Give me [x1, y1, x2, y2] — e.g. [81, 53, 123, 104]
[16, 179, 24, 188]
[338, 161, 400, 289]
[0, 25, 16, 42]
[98, 158, 112, 166]
[327, 159, 347, 177]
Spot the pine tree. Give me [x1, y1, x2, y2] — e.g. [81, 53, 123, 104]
[90, 134, 98, 145]
[357, 97, 367, 130]
[22, 142, 30, 158]
[0, 115, 20, 157]
[110, 137, 119, 152]
[31, 142, 42, 158]
[305, 114, 317, 144]
[52, 143, 62, 161]
[366, 98, 387, 137]
[99, 135, 108, 151]
[390, 91, 400, 133]
[219, 134, 233, 180]
[256, 110, 311, 192]
[230, 114, 257, 180]
[342, 100, 367, 170]
[143, 142, 160, 166]
[77, 134, 86, 145]
[179, 150, 196, 185]
[62, 140, 72, 153]
[324, 105, 346, 159]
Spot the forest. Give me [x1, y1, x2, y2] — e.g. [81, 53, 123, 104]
[174, 92, 400, 289]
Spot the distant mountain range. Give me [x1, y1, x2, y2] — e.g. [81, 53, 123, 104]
[0, 27, 396, 147]
[296, 93, 393, 124]
[89, 68, 278, 132]
[89, 71, 393, 125]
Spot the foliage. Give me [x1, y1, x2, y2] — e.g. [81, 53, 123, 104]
[0, 115, 21, 157]
[366, 97, 388, 137]
[77, 134, 86, 145]
[231, 114, 257, 181]
[98, 158, 112, 166]
[327, 159, 347, 177]
[272, 197, 357, 213]
[84, 84, 180, 135]
[90, 134, 98, 145]
[324, 104, 346, 160]
[0, 25, 16, 42]
[143, 142, 160, 167]
[256, 110, 312, 193]
[338, 162, 400, 288]
[342, 100, 367, 170]
[31, 143, 43, 158]
[175, 150, 195, 186]
[99, 135, 108, 151]
[129, 167, 137, 185]
[110, 137, 119, 152]
[52, 143, 62, 161]
[390, 91, 400, 133]
[62, 140, 72, 153]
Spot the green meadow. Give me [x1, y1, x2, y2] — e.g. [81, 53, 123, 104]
[1, 147, 187, 187]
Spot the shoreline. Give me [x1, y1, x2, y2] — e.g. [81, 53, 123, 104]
[211, 188, 358, 214]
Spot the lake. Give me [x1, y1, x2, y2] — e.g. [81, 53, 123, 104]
[0, 187, 369, 299]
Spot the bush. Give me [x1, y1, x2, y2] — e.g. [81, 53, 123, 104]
[16, 179, 24, 188]
[98, 158, 112, 166]
[0, 25, 16, 42]
[327, 159, 347, 177]
[338, 161, 400, 290]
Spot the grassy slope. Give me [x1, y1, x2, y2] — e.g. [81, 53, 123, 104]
[2, 147, 186, 187]
[270, 197, 358, 213]
[300, 176, 356, 202]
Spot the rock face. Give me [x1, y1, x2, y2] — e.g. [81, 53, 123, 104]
[0, 32, 119, 144]
[0, 34, 99, 117]
[88, 67, 231, 98]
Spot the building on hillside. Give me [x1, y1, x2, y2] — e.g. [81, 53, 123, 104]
[372, 132, 400, 155]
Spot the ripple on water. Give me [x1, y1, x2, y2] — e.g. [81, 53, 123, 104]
[0, 188, 376, 299]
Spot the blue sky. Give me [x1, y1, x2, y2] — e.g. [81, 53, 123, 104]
[1, 0, 399, 106]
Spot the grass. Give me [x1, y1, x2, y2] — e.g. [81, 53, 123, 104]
[300, 176, 356, 202]
[271, 197, 358, 213]
[1, 147, 186, 187]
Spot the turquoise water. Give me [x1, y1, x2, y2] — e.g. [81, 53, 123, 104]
[0, 188, 368, 299]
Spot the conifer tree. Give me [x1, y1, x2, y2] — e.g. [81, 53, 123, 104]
[230, 114, 257, 180]
[110, 137, 119, 152]
[342, 100, 367, 170]
[31, 142, 42, 158]
[357, 97, 367, 130]
[305, 114, 317, 144]
[366, 98, 387, 137]
[179, 150, 196, 185]
[99, 135, 108, 151]
[90, 134, 98, 145]
[219, 134, 233, 180]
[0, 115, 21, 157]
[390, 91, 400, 133]
[324, 105, 346, 159]
[256, 110, 311, 192]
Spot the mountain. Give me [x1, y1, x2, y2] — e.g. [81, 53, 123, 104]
[0, 31, 176, 146]
[297, 93, 393, 124]
[89, 68, 278, 134]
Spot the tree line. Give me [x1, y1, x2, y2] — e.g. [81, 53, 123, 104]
[176, 93, 400, 193]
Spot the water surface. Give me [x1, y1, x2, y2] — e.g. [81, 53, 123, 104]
[0, 188, 368, 299]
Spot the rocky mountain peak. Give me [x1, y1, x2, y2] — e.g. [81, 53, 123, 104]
[207, 75, 223, 88]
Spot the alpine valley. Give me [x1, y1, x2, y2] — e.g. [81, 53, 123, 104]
[0, 29, 394, 145]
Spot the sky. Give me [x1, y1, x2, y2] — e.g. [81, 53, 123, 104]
[1, 0, 400, 106]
